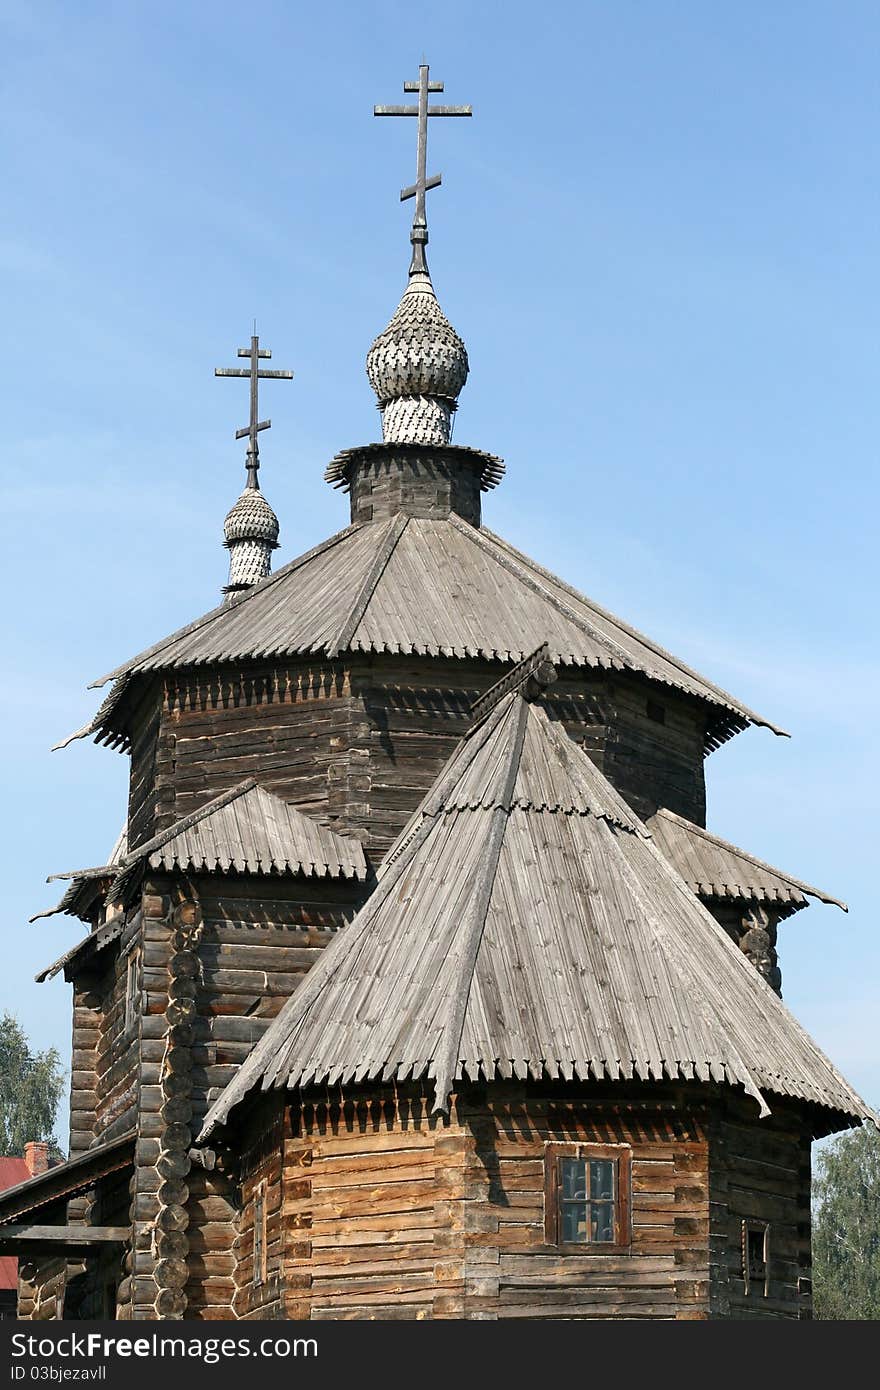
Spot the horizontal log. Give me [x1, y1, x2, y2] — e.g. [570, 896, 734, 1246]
[0, 1225, 129, 1247]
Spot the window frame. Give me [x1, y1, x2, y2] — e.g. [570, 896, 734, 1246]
[124, 945, 141, 1036]
[742, 1219, 770, 1297]
[544, 1142, 632, 1252]
[253, 1181, 268, 1288]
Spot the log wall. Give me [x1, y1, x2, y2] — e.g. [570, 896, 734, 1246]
[708, 1095, 812, 1318]
[230, 1084, 815, 1321]
[237, 1085, 714, 1320]
[137, 657, 707, 871]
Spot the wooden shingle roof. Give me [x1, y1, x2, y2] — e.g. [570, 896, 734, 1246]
[76, 514, 785, 752]
[33, 783, 367, 979]
[647, 808, 847, 917]
[200, 670, 872, 1139]
[130, 780, 367, 882]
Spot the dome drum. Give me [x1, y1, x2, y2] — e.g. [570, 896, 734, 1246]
[328, 443, 504, 526]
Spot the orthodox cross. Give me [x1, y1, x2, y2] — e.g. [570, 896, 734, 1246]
[215, 334, 293, 488]
[374, 63, 472, 274]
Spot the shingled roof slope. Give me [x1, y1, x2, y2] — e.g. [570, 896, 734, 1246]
[647, 808, 846, 916]
[79, 513, 784, 751]
[33, 783, 367, 980]
[200, 681, 872, 1140]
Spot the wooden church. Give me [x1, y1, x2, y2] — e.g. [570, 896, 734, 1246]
[1, 65, 874, 1322]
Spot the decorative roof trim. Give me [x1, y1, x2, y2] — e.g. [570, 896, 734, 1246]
[88, 522, 365, 690]
[35, 914, 127, 984]
[649, 808, 847, 912]
[324, 441, 504, 493]
[469, 643, 556, 725]
[0, 1133, 135, 1223]
[454, 516, 789, 742]
[199, 688, 874, 1141]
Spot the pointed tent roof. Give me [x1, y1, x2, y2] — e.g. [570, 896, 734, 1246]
[70, 513, 785, 755]
[200, 660, 872, 1141]
[647, 808, 846, 916]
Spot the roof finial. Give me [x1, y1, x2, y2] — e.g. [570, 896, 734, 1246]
[374, 62, 472, 277]
[214, 332, 294, 598]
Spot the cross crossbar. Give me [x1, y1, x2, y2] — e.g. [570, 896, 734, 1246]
[374, 62, 472, 274]
[215, 333, 293, 487]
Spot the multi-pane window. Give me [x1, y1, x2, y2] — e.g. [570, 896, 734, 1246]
[544, 1143, 632, 1250]
[559, 1156, 616, 1243]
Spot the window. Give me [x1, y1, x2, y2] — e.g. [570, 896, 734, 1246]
[743, 1220, 770, 1297]
[124, 948, 140, 1034]
[544, 1143, 632, 1250]
[253, 1183, 267, 1287]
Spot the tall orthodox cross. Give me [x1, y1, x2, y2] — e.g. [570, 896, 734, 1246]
[375, 63, 472, 274]
[215, 334, 294, 489]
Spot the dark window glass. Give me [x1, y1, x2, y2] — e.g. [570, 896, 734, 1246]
[559, 1156, 617, 1244]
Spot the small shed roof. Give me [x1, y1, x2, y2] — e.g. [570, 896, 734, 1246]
[0, 1134, 134, 1224]
[33, 783, 367, 979]
[647, 808, 847, 917]
[201, 661, 872, 1139]
[69, 514, 784, 753]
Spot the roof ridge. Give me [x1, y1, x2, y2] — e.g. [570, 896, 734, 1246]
[447, 514, 637, 670]
[652, 808, 847, 911]
[431, 696, 530, 1113]
[380, 694, 518, 871]
[327, 513, 410, 658]
[476, 523, 789, 738]
[198, 679, 876, 1138]
[89, 522, 365, 689]
[120, 778, 258, 866]
[468, 643, 555, 726]
[198, 775, 452, 1136]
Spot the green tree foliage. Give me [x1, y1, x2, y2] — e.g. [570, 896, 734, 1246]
[0, 1013, 65, 1160]
[813, 1122, 880, 1320]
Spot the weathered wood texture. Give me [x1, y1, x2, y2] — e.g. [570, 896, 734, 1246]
[17, 1255, 67, 1321]
[69, 911, 142, 1152]
[233, 1086, 718, 1321]
[346, 449, 484, 527]
[231, 1098, 286, 1319]
[708, 1095, 812, 1319]
[129, 876, 354, 1320]
[55, 1167, 132, 1321]
[127, 678, 163, 850]
[136, 657, 707, 870]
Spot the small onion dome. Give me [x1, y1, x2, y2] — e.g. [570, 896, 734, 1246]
[223, 486, 280, 549]
[366, 272, 468, 425]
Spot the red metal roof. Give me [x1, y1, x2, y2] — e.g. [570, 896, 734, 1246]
[0, 1158, 30, 1189]
[0, 1158, 30, 1291]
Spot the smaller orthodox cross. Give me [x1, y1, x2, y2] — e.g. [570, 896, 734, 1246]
[215, 334, 294, 488]
[375, 63, 472, 274]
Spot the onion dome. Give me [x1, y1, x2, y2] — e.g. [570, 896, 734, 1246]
[222, 483, 279, 597]
[366, 271, 469, 446]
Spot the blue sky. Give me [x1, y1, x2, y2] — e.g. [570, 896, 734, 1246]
[2, 1, 877, 1143]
